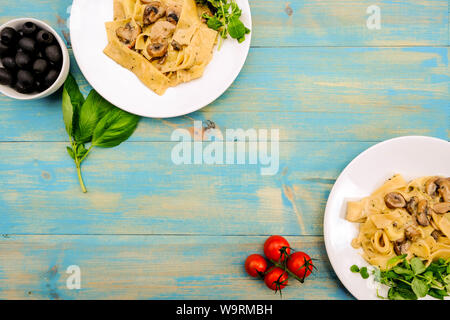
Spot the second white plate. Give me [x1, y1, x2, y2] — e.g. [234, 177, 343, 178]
[324, 136, 450, 300]
[70, 0, 252, 118]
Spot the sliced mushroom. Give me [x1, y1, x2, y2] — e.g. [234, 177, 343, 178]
[394, 240, 410, 255]
[416, 199, 430, 226]
[147, 41, 168, 58]
[425, 177, 439, 197]
[436, 178, 450, 202]
[431, 230, 443, 241]
[384, 192, 406, 209]
[149, 20, 176, 42]
[171, 39, 181, 51]
[406, 196, 418, 215]
[433, 202, 450, 214]
[143, 2, 166, 25]
[405, 226, 420, 242]
[116, 23, 141, 47]
[166, 5, 181, 24]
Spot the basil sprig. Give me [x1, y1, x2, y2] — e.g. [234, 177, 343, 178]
[197, 0, 250, 47]
[62, 74, 140, 193]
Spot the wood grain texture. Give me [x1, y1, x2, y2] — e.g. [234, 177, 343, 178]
[0, 235, 352, 300]
[0, 0, 448, 300]
[0, 47, 448, 142]
[0, 0, 448, 46]
[0, 141, 371, 236]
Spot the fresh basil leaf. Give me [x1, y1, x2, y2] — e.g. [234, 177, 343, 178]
[75, 90, 114, 143]
[411, 257, 426, 275]
[76, 143, 88, 159]
[411, 277, 429, 298]
[62, 73, 85, 136]
[66, 146, 75, 160]
[92, 108, 140, 148]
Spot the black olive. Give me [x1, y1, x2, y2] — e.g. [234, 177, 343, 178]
[32, 58, 48, 75]
[44, 69, 59, 87]
[15, 51, 32, 69]
[15, 81, 34, 93]
[35, 79, 47, 92]
[22, 22, 37, 36]
[1, 56, 17, 70]
[17, 69, 34, 87]
[45, 45, 62, 64]
[0, 67, 13, 85]
[1, 27, 18, 45]
[0, 41, 13, 58]
[18, 37, 37, 54]
[36, 30, 54, 45]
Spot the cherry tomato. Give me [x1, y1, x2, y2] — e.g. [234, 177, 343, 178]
[263, 235, 291, 262]
[287, 251, 314, 280]
[245, 254, 267, 278]
[264, 267, 288, 291]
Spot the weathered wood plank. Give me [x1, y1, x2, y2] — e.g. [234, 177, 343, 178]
[0, 0, 447, 46]
[0, 235, 352, 300]
[0, 141, 372, 235]
[0, 47, 448, 142]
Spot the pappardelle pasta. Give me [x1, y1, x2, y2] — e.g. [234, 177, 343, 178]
[104, 0, 218, 95]
[346, 175, 450, 270]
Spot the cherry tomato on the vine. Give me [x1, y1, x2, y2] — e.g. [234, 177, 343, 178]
[264, 267, 288, 291]
[245, 254, 268, 277]
[263, 235, 291, 262]
[287, 251, 314, 280]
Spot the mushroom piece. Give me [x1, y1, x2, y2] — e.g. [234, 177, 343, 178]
[425, 177, 439, 197]
[436, 178, 450, 202]
[431, 230, 443, 241]
[416, 199, 430, 226]
[147, 41, 168, 58]
[166, 5, 181, 24]
[143, 2, 166, 25]
[405, 226, 420, 242]
[116, 23, 141, 47]
[406, 196, 418, 215]
[394, 240, 410, 255]
[384, 192, 406, 209]
[433, 202, 450, 214]
[171, 39, 181, 51]
[149, 20, 176, 42]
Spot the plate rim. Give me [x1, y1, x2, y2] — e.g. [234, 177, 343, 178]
[69, 0, 252, 119]
[323, 135, 450, 300]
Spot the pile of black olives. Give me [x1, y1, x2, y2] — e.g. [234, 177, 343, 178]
[0, 21, 63, 94]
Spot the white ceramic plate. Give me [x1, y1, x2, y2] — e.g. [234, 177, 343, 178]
[70, 0, 252, 118]
[324, 136, 450, 300]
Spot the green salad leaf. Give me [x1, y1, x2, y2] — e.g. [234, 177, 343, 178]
[197, 0, 250, 48]
[351, 256, 450, 300]
[62, 74, 140, 193]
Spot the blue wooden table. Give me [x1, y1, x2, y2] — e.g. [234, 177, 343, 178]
[0, 0, 448, 300]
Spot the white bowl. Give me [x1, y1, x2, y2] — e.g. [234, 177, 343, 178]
[0, 18, 70, 100]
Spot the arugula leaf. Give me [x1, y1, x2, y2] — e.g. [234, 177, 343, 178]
[92, 108, 140, 148]
[388, 287, 417, 300]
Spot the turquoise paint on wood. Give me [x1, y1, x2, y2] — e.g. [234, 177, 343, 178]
[0, 0, 448, 300]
